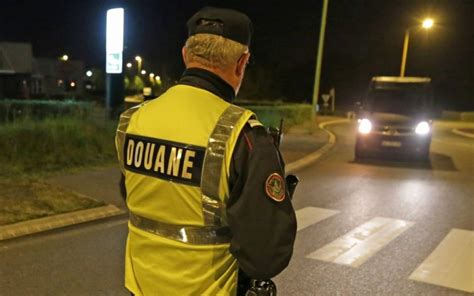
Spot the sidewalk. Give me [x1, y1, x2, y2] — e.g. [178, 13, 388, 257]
[0, 117, 341, 241]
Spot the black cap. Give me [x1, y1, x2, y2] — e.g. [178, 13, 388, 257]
[187, 7, 252, 46]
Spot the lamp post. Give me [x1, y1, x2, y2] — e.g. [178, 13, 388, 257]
[311, 0, 329, 118]
[135, 56, 142, 74]
[400, 18, 434, 77]
[312, 0, 329, 117]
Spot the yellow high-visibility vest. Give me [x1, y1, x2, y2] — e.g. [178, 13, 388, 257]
[115, 84, 255, 296]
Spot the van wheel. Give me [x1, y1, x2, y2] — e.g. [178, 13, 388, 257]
[355, 145, 366, 161]
[418, 150, 430, 163]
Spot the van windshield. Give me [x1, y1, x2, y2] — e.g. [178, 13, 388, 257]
[367, 84, 431, 115]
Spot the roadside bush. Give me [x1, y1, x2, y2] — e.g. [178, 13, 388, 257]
[0, 116, 117, 176]
[0, 99, 93, 123]
[236, 103, 313, 130]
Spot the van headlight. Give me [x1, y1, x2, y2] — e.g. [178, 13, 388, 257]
[415, 121, 430, 135]
[358, 118, 372, 134]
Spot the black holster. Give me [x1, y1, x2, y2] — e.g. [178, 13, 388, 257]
[238, 270, 277, 296]
[245, 279, 277, 296]
[285, 174, 299, 200]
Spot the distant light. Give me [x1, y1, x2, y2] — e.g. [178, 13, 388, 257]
[86, 70, 93, 77]
[422, 18, 434, 29]
[106, 8, 124, 74]
[126, 62, 132, 68]
[135, 56, 142, 62]
[155, 76, 161, 82]
[141, 70, 146, 75]
[70, 81, 76, 87]
[143, 87, 152, 96]
[61, 55, 69, 61]
[149, 73, 155, 78]
[358, 118, 372, 134]
[415, 121, 430, 135]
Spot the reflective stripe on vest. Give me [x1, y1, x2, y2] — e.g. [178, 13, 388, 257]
[129, 212, 231, 245]
[115, 102, 150, 174]
[201, 104, 247, 226]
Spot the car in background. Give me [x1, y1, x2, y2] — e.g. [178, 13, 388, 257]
[355, 76, 434, 161]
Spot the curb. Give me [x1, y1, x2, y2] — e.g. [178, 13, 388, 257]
[452, 128, 474, 139]
[0, 205, 125, 241]
[286, 119, 349, 173]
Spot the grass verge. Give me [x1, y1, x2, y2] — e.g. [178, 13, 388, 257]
[0, 116, 117, 177]
[0, 113, 116, 226]
[0, 179, 105, 226]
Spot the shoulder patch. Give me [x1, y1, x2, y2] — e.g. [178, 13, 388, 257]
[265, 173, 286, 202]
[248, 119, 263, 128]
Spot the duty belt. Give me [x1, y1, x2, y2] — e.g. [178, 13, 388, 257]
[129, 212, 232, 245]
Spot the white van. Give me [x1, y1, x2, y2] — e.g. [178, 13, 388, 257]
[355, 76, 434, 161]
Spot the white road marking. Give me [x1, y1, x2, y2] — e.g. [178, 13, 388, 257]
[307, 217, 414, 267]
[409, 229, 474, 293]
[296, 207, 339, 232]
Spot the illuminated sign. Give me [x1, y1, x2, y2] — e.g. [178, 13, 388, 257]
[106, 8, 124, 74]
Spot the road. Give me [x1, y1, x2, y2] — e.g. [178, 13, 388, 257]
[1, 121, 472, 295]
[274, 121, 473, 295]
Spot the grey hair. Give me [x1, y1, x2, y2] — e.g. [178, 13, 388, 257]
[184, 33, 248, 70]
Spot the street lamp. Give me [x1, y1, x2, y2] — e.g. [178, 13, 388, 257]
[135, 56, 142, 73]
[400, 18, 434, 77]
[86, 70, 93, 77]
[60, 54, 69, 61]
[141, 69, 146, 75]
[126, 62, 132, 68]
[422, 18, 434, 29]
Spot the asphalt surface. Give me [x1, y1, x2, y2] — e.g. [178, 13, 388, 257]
[274, 121, 473, 295]
[1, 119, 472, 295]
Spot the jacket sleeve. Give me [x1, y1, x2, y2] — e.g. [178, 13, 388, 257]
[226, 124, 297, 279]
[119, 173, 127, 201]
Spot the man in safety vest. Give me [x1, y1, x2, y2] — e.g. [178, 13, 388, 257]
[115, 6, 297, 296]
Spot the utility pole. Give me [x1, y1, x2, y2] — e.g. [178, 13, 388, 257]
[312, 0, 329, 117]
[400, 29, 410, 77]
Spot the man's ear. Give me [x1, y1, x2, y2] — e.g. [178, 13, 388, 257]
[182, 46, 188, 67]
[236, 52, 250, 76]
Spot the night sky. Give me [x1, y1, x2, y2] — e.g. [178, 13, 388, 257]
[2, 0, 473, 110]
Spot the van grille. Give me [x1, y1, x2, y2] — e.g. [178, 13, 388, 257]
[373, 126, 414, 135]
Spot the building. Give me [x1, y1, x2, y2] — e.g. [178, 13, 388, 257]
[0, 42, 34, 98]
[0, 41, 85, 99]
[34, 58, 84, 98]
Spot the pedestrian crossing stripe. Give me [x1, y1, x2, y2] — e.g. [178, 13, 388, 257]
[409, 229, 474, 293]
[306, 217, 414, 267]
[293, 207, 473, 293]
[295, 207, 340, 232]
